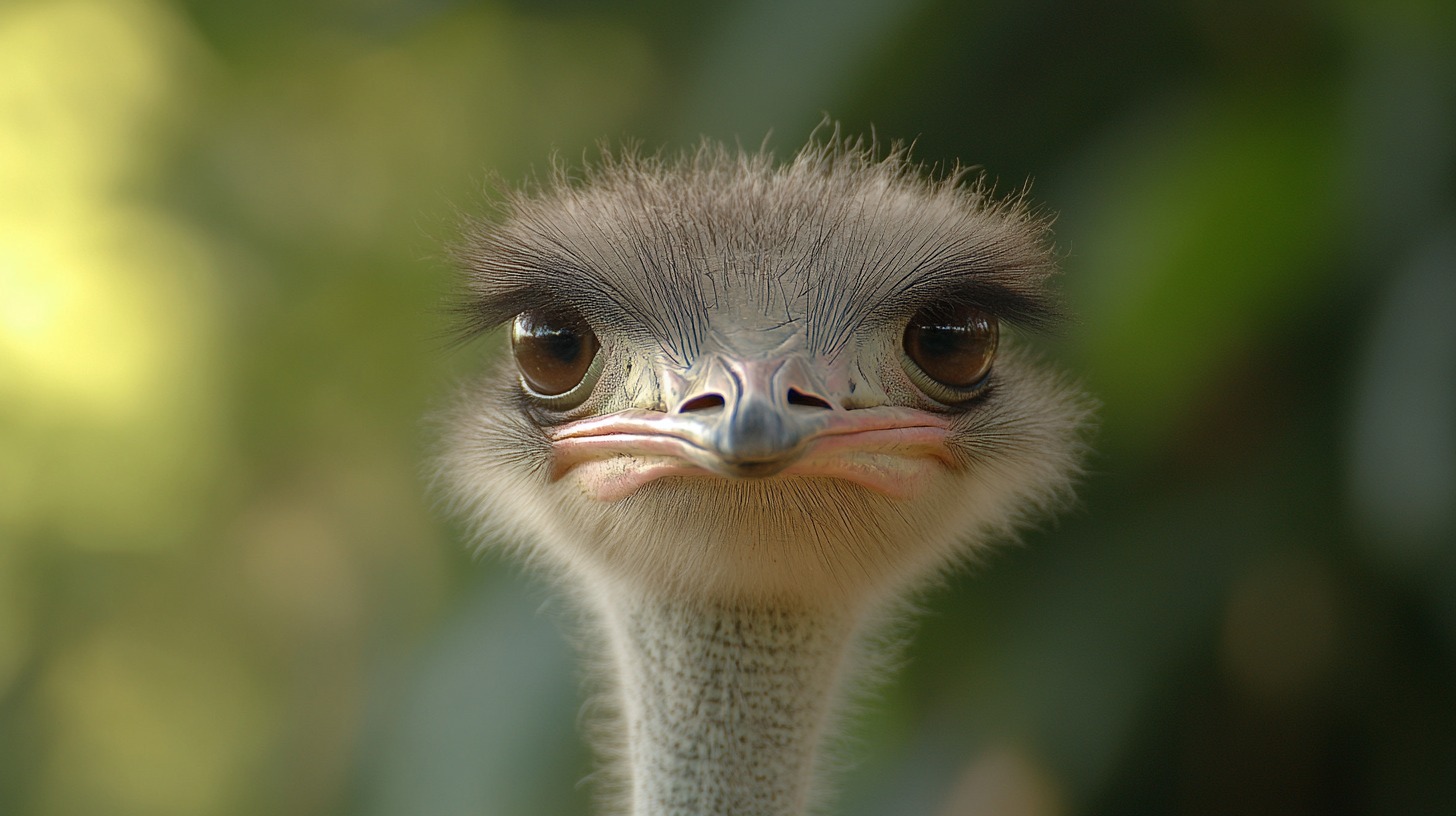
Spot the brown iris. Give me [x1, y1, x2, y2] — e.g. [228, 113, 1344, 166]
[902, 303, 998, 401]
[511, 308, 600, 404]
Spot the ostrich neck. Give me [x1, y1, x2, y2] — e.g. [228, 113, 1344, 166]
[602, 591, 859, 816]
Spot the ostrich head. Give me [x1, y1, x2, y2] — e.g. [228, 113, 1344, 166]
[443, 138, 1090, 815]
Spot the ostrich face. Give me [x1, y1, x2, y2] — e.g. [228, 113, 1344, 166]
[446, 145, 1088, 606]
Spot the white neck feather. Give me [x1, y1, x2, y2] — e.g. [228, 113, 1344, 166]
[600, 591, 860, 816]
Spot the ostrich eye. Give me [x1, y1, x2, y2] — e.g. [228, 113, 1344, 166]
[511, 308, 601, 405]
[902, 303, 998, 402]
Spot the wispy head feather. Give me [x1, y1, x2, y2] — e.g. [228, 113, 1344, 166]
[452, 135, 1061, 361]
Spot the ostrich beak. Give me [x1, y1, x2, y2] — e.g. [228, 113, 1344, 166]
[548, 353, 954, 501]
[673, 355, 832, 477]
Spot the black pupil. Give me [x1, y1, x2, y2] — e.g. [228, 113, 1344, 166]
[533, 324, 583, 365]
[917, 324, 965, 361]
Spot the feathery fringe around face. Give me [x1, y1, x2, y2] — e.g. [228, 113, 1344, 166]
[443, 138, 1091, 611]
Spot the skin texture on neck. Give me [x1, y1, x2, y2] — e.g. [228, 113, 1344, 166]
[600, 590, 860, 816]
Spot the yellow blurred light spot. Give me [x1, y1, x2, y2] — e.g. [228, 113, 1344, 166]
[0, 0, 227, 552]
[0, 242, 64, 346]
[0, 0, 182, 211]
[3, 222, 148, 412]
[0, 207, 227, 552]
[0, 210, 219, 414]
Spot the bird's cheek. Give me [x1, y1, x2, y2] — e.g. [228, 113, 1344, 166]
[558, 454, 706, 502]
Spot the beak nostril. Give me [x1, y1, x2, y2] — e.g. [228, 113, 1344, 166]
[678, 393, 727, 413]
[786, 388, 833, 410]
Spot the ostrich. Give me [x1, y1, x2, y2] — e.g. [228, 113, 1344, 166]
[442, 137, 1090, 815]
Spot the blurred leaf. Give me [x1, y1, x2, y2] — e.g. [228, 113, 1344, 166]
[1060, 93, 1346, 457]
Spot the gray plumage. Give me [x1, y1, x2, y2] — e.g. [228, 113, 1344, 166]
[442, 137, 1091, 815]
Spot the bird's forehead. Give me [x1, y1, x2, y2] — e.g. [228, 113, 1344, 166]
[698, 255, 813, 339]
[592, 242, 844, 363]
[703, 309, 800, 352]
[461, 158, 1060, 365]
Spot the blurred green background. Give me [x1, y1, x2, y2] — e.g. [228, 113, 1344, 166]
[2, 0, 1454, 813]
